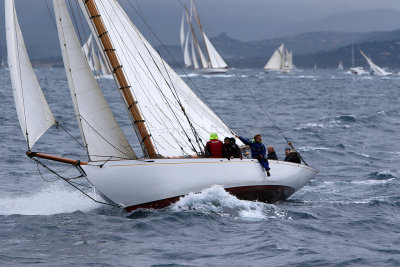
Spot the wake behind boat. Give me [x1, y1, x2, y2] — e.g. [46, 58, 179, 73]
[6, 0, 317, 211]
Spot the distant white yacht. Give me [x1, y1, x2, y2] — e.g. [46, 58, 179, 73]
[264, 43, 294, 73]
[180, 0, 228, 74]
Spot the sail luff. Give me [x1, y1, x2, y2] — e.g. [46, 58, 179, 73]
[6, 0, 55, 148]
[53, 0, 136, 161]
[82, 0, 157, 158]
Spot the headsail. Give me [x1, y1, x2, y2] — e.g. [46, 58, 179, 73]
[53, 0, 136, 161]
[6, 0, 55, 148]
[79, 0, 241, 157]
[203, 33, 228, 69]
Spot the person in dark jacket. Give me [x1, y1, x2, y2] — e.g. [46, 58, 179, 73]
[223, 137, 242, 159]
[236, 134, 270, 176]
[284, 148, 301, 164]
[205, 133, 224, 158]
[267, 146, 278, 160]
[229, 138, 242, 158]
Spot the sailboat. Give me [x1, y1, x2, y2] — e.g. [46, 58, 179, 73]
[82, 33, 112, 79]
[180, 0, 228, 74]
[349, 42, 367, 75]
[6, 0, 317, 212]
[337, 61, 344, 70]
[359, 50, 391, 76]
[264, 43, 293, 73]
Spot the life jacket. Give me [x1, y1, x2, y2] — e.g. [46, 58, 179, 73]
[206, 140, 224, 158]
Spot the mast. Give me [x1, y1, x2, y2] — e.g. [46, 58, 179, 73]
[185, 5, 205, 68]
[83, 0, 157, 158]
[351, 42, 355, 68]
[191, 0, 212, 68]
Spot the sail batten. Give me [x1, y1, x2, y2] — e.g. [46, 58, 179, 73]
[81, 0, 241, 157]
[53, 0, 136, 161]
[6, 0, 55, 148]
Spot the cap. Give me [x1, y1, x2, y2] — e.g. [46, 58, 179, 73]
[209, 133, 218, 140]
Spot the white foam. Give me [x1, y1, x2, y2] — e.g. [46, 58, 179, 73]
[172, 185, 285, 221]
[299, 146, 330, 152]
[0, 184, 100, 216]
[351, 178, 395, 185]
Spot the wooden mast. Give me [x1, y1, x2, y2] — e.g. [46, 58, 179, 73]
[191, 0, 212, 68]
[83, 0, 157, 158]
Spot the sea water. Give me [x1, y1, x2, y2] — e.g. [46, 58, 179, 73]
[0, 68, 399, 266]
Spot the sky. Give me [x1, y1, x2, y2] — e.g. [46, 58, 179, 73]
[0, 0, 400, 48]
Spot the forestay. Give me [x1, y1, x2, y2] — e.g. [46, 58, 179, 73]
[6, 0, 55, 148]
[79, 0, 242, 157]
[53, 0, 136, 161]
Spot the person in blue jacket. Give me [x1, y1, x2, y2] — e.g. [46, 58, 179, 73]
[235, 134, 271, 176]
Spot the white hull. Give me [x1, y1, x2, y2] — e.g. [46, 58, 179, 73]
[264, 68, 291, 73]
[350, 67, 368, 75]
[82, 158, 318, 211]
[194, 68, 229, 74]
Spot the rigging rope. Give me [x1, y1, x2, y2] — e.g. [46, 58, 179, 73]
[31, 157, 121, 208]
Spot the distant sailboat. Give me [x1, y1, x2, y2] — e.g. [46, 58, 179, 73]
[337, 61, 344, 70]
[264, 43, 293, 73]
[359, 50, 391, 76]
[349, 42, 367, 75]
[180, 0, 228, 74]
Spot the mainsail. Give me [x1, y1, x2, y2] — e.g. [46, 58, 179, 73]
[6, 0, 55, 148]
[79, 0, 241, 157]
[264, 44, 285, 71]
[53, 0, 136, 161]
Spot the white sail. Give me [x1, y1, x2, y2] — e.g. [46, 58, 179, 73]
[82, 34, 92, 60]
[183, 31, 192, 67]
[359, 50, 390, 76]
[6, 0, 55, 148]
[79, 0, 242, 157]
[179, 13, 185, 51]
[191, 36, 199, 69]
[264, 44, 284, 70]
[203, 33, 227, 69]
[53, 0, 136, 161]
[98, 52, 110, 76]
[338, 60, 344, 70]
[287, 50, 294, 69]
[197, 44, 209, 68]
[91, 41, 101, 74]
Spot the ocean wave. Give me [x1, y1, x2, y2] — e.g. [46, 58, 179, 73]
[171, 185, 287, 221]
[0, 184, 99, 216]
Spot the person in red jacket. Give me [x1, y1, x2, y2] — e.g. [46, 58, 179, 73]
[205, 133, 224, 158]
